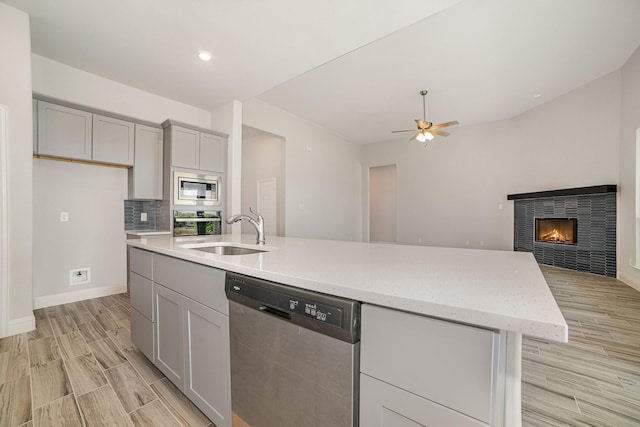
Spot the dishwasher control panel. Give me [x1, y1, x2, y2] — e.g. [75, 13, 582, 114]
[227, 275, 343, 327]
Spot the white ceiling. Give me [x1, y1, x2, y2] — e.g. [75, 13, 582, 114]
[4, 0, 640, 144]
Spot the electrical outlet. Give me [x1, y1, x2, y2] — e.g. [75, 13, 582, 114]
[60, 212, 69, 222]
[141, 212, 148, 222]
[70, 268, 91, 286]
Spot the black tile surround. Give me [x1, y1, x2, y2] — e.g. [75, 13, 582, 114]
[510, 186, 617, 277]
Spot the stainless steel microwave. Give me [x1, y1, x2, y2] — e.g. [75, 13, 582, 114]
[174, 172, 221, 206]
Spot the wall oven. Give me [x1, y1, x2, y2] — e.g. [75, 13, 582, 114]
[173, 211, 222, 237]
[174, 172, 221, 207]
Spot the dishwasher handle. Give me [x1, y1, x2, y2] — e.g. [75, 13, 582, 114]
[259, 305, 291, 321]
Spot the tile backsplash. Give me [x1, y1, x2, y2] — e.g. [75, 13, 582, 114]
[124, 200, 164, 231]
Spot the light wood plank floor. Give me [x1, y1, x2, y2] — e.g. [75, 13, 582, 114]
[1, 266, 639, 426]
[523, 265, 640, 426]
[0, 294, 213, 427]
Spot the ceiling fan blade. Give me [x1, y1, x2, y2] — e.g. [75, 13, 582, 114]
[392, 129, 417, 133]
[431, 121, 459, 129]
[429, 129, 450, 137]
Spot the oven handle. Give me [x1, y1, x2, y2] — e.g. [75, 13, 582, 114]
[174, 218, 221, 223]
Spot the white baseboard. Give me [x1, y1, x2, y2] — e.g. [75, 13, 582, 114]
[33, 283, 127, 309]
[618, 271, 640, 292]
[6, 314, 36, 337]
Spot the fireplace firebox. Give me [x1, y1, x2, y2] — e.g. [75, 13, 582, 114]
[535, 218, 577, 245]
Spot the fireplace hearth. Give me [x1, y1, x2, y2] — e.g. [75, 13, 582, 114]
[535, 218, 577, 245]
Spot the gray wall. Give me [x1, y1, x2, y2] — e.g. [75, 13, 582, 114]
[0, 3, 34, 329]
[363, 70, 621, 251]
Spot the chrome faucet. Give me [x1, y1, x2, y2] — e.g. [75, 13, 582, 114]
[226, 207, 266, 245]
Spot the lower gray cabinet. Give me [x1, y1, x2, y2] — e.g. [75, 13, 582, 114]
[137, 253, 231, 427]
[183, 298, 231, 427]
[360, 374, 488, 427]
[153, 283, 184, 386]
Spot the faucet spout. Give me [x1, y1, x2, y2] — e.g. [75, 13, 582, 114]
[225, 208, 266, 245]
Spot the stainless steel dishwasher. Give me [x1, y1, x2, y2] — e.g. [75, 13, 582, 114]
[225, 272, 361, 427]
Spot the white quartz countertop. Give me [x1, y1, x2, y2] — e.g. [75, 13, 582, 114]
[127, 234, 568, 342]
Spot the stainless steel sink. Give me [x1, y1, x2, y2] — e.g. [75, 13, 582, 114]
[192, 245, 265, 255]
[179, 242, 268, 255]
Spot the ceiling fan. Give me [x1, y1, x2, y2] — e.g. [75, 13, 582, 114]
[392, 90, 459, 142]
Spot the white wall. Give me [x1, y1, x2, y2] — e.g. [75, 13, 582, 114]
[243, 98, 363, 241]
[363, 71, 621, 250]
[32, 55, 211, 127]
[33, 160, 127, 299]
[31, 56, 214, 304]
[0, 4, 34, 335]
[619, 45, 640, 290]
[242, 127, 286, 236]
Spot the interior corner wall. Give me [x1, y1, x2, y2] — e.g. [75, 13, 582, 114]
[210, 100, 243, 229]
[363, 70, 621, 251]
[618, 45, 640, 290]
[0, 4, 34, 332]
[30, 56, 214, 304]
[242, 98, 363, 242]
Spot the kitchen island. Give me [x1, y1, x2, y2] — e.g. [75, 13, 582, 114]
[127, 234, 567, 427]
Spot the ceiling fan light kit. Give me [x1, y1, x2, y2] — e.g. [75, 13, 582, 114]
[392, 90, 459, 145]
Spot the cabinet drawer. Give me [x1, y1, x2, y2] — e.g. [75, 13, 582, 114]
[131, 307, 155, 363]
[130, 247, 153, 279]
[153, 254, 228, 315]
[361, 304, 497, 423]
[360, 374, 488, 427]
[130, 272, 153, 321]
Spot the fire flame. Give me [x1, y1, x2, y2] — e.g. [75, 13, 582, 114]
[541, 229, 570, 242]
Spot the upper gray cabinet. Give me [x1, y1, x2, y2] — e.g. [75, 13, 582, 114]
[128, 124, 163, 200]
[37, 101, 93, 160]
[92, 114, 134, 166]
[36, 100, 135, 166]
[163, 120, 226, 173]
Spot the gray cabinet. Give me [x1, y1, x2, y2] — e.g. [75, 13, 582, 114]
[163, 121, 226, 173]
[153, 283, 184, 386]
[37, 101, 92, 160]
[360, 374, 488, 427]
[36, 100, 136, 166]
[129, 251, 231, 427]
[129, 248, 155, 362]
[183, 298, 231, 426]
[92, 114, 134, 166]
[360, 304, 502, 426]
[128, 124, 163, 199]
[199, 132, 225, 172]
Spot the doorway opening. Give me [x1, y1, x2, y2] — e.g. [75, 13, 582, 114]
[241, 126, 286, 236]
[369, 164, 397, 243]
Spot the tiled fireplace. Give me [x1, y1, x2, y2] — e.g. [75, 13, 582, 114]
[509, 185, 617, 277]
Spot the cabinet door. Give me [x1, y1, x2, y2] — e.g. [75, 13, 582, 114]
[37, 101, 92, 160]
[153, 283, 184, 389]
[129, 124, 163, 199]
[183, 298, 231, 427]
[360, 374, 488, 427]
[131, 307, 155, 363]
[171, 126, 200, 169]
[92, 114, 135, 165]
[199, 132, 224, 172]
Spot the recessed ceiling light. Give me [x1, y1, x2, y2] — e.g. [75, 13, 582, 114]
[198, 51, 212, 62]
